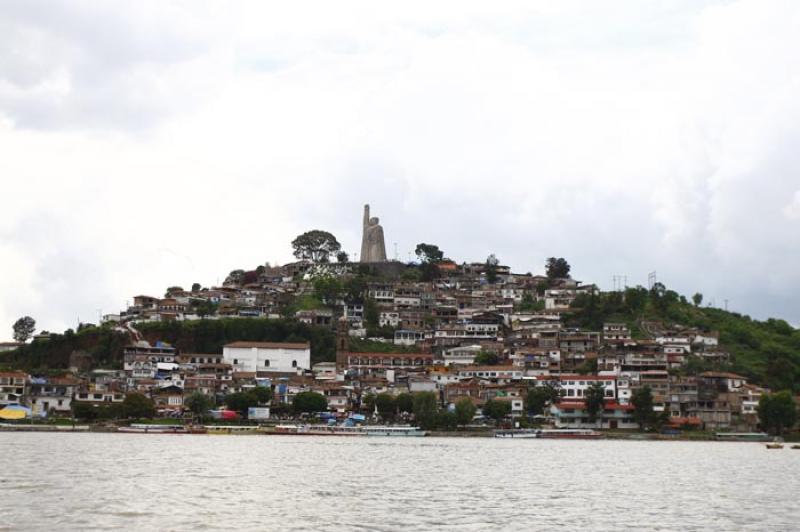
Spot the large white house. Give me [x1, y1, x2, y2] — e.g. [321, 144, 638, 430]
[223, 341, 311, 373]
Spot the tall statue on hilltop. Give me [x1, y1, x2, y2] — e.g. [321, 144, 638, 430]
[360, 204, 387, 262]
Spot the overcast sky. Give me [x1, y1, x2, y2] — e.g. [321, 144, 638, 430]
[1, 0, 799, 337]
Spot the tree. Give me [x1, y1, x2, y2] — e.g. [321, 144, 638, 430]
[336, 251, 349, 263]
[692, 292, 703, 307]
[361, 392, 376, 415]
[631, 386, 656, 431]
[436, 411, 458, 431]
[313, 276, 344, 305]
[122, 393, 155, 419]
[485, 254, 499, 284]
[364, 298, 380, 332]
[527, 383, 563, 416]
[545, 257, 571, 280]
[483, 399, 511, 424]
[396, 393, 414, 414]
[225, 392, 258, 415]
[191, 282, 202, 292]
[758, 391, 797, 435]
[165, 286, 184, 297]
[249, 386, 273, 404]
[375, 393, 396, 419]
[415, 243, 444, 264]
[291, 230, 342, 263]
[12, 316, 36, 342]
[455, 398, 477, 426]
[184, 392, 213, 420]
[413, 392, 439, 430]
[584, 382, 607, 426]
[293, 391, 327, 414]
[474, 351, 500, 365]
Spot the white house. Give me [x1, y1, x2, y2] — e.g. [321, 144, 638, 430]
[223, 341, 311, 373]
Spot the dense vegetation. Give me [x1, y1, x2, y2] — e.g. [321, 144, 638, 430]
[0, 318, 337, 371]
[566, 285, 800, 391]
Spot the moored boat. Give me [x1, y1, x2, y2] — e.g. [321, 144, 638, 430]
[363, 426, 426, 437]
[766, 443, 784, 449]
[538, 429, 603, 439]
[494, 429, 539, 439]
[715, 432, 771, 442]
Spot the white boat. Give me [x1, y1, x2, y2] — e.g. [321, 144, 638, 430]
[118, 424, 187, 434]
[363, 426, 427, 437]
[494, 429, 539, 439]
[271, 424, 426, 437]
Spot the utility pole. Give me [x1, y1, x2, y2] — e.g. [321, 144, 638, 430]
[648, 271, 657, 290]
[394, 242, 398, 261]
[724, 299, 729, 311]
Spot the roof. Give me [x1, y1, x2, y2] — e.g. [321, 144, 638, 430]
[0, 371, 28, 378]
[458, 365, 519, 372]
[345, 352, 433, 358]
[699, 371, 747, 379]
[557, 374, 616, 381]
[224, 341, 310, 350]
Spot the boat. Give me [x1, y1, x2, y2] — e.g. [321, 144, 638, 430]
[270, 424, 426, 437]
[715, 432, 771, 442]
[363, 426, 426, 437]
[791, 445, 800, 450]
[494, 429, 539, 439]
[766, 443, 784, 449]
[205, 425, 259, 435]
[274, 424, 365, 436]
[538, 429, 603, 439]
[118, 424, 187, 434]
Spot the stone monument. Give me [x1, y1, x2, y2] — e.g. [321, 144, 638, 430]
[360, 204, 387, 262]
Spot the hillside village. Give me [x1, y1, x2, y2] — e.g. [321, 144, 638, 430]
[1, 241, 784, 434]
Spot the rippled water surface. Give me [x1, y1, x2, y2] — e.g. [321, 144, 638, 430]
[1, 433, 798, 531]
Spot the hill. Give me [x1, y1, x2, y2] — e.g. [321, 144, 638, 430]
[565, 285, 800, 391]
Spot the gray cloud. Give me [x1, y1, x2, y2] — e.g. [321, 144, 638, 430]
[1, 0, 799, 338]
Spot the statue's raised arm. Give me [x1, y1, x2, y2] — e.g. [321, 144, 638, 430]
[363, 204, 370, 228]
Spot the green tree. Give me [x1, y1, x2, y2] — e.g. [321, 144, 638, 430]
[122, 393, 155, 419]
[436, 410, 458, 431]
[455, 398, 477, 426]
[361, 392, 376, 415]
[375, 393, 396, 419]
[336, 251, 349, 263]
[474, 351, 500, 365]
[293, 391, 328, 414]
[12, 316, 36, 342]
[413, 392, 439, 430]
[291, 230, 342, 263]
[483, 399, 511, 424]
[313, 276, 344, 305]
[184, 392, 213, 420]
[225, 392, 258, 415]
[584, 381, 607, 426]
[364, 298, 380, 332]
[526, 383, 563, 416]
[545, 257, 571, 280]
[692, 292, 703, 307]
[485, 254, 499, 284]
[415, 243, 444, 263]
[249, 386, 273, 404]
[396, 393, 414, 414]
[191, 282, 202, 292]
[631, 386, 655, 431]
[758, 391, 797, 435]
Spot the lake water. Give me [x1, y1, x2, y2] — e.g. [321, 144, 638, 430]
[1, 433, 798, 531]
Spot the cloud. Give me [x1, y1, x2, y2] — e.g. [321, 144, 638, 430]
[1, 0, 800, 336]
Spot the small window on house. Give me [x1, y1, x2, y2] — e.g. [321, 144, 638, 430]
[264, 360, 270, 367]
[233, 359, 238, 365]
[292, 360, 297, 368]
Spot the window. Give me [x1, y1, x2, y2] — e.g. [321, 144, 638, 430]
[233, 359, 238, 365]
[264, 360, 270, 367]
[292, 360, 297, 368]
